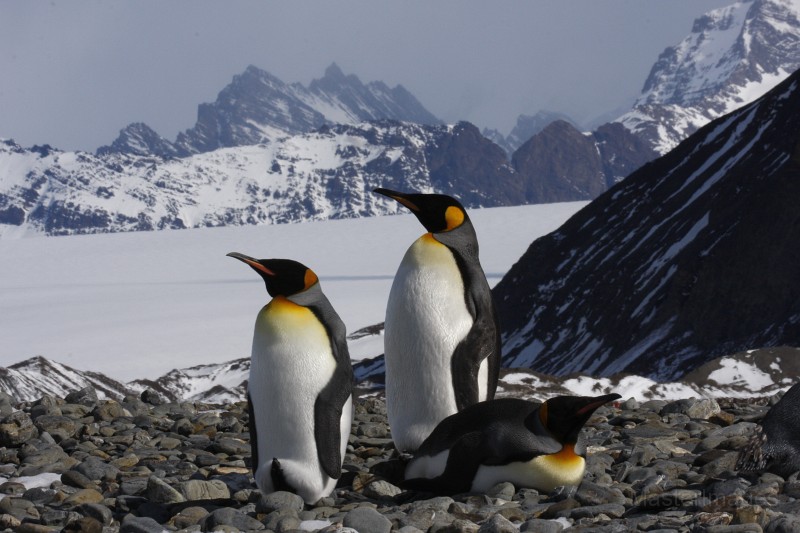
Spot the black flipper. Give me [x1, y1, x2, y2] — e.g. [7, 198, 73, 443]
[247, 392, 259, 473]
[450, 249, 501, 411]
[314, 364, 353, 479]
[309, 298, 355, 480]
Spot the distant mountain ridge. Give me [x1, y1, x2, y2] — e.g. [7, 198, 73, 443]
[0, 121, 522, 236]
[493, 66, 800, 380]
[98, 63, 441, 158]
[2, 347, 796, 404]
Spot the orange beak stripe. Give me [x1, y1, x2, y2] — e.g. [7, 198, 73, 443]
[393, 196, 419, 212]
[242, 258, 275, 277]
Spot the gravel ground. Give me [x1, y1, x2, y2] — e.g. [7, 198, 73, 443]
[0, 387, 796, 533]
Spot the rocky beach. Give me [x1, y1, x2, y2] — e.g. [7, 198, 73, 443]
[0, 386, 797, 533]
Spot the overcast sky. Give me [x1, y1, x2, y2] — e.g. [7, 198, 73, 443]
[1, 1, 734, 152]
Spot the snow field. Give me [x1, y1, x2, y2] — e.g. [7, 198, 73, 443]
[0, 202, 587, 381]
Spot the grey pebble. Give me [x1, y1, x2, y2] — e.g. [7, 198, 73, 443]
[259, 490, 305, 513]
[343, 506, 392, 533]
[120, 514, 169, 533]
[477, 513, 517, 533]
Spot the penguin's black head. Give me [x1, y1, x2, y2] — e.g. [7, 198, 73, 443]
[226, 253, 319, 297]
[374, 188, 469, 234]
[536, 393, 620, 445]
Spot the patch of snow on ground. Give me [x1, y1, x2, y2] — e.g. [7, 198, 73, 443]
[707, 358, 775, 390]
[0, 472, 62, 500]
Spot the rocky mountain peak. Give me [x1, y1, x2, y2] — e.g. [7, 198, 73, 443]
[100, 64, 440, 158]
[619, 0, 800, 154]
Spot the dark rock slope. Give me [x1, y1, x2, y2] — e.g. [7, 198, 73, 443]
[494, 68, 800, 380]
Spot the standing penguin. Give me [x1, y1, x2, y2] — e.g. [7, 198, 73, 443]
[227, 253, 354, 504]
[737, 382, 800, 477]
[373, 188, 500, 452]
[403, 393, 621, 494]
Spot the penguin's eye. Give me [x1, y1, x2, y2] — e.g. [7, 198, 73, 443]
[444, 206, 465, 231]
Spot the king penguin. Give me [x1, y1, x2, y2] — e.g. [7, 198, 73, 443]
[403, 393, 620, 495]
[227, 252, 354, 504]
[737, 382, 800, 477]
[373, 188, 501, 452]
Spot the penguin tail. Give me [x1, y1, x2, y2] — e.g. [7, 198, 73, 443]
[736, 426, 769, 471]
[270, 457, 295, 493]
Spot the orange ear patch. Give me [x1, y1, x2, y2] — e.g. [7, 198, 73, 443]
[539, 401, 548, 427]
[444, 206, 465, 231]
[304, 269, 319, 290]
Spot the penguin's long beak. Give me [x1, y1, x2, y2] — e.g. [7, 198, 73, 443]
[575, 393, 621, 415]
[538, 393, 621, 444]
[374, 188, 420, 212]
[226, 252, 275, 277]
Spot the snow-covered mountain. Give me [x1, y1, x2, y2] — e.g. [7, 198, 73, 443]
[5, 1, 800, 238]
[0, 357, 131, 402]
[483, 111, 579, 155]
[0, 121, 519, 237]
[98, 63, 441, 158]
[510, 121, 657, 203]
[494, 66, 800, 380]
[617, 0, 800, 154]
[504, 0, 800, 204]
[2, 346, 796, 405]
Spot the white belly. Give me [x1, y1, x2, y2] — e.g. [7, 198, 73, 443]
[384, 235, 473, 452]
[248, 297, 348, 503]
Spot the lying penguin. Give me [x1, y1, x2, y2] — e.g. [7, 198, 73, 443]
[737, 382, 800, 477]
[402, 393, 620, 494]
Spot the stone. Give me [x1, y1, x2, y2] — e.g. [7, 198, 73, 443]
[200, 507, 266, 531]
[363, 479, 402, 499]
[180, 478, 231, 500]
[76, 502, 114, 525]
[343, 506, 392, 533]
[170, 506, 210, 529]
[258, 490, 305, 513]
[0, 411, 38, 446]
[62, 488, 105, 506]
[145, 475, 185, 504]
[92, 400, 130, 421]
[61, 470, 95, 492]
[0, 496, 40, 521]
[33, 415, 78, 441]
[520, 518, 565, 532]
[120, 515, 168, 533]
[477, 514, 518, 533]
[65, 387, 99, 407]
[71, 456, 120, 482]
[486, 482, 516, 500]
